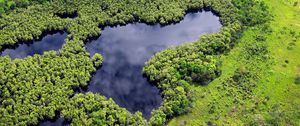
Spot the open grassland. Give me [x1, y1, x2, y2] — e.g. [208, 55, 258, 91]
[167, 0, 300, 125]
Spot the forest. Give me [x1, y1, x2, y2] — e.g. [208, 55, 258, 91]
[0, 0, 299, 126]
[0, 0, 47, 14]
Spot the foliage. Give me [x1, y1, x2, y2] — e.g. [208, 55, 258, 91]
[61, 93, 147, 126]
[295, 75, 300, 85]
[92, 53, 103, 68]
[231, 0, 271, 26]
[0, 51, 95, 125]
[0, 0, 48, 15]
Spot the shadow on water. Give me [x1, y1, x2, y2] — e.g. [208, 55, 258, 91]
[0, 31, 67, 59]
[84, 10, 222, 120]
[37, 111, 70, 126]
[55, 11, 78, 19]
[38, 118, 69, 126]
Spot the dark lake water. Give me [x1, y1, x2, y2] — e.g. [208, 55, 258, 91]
[39, 117, 67, 126]
[0, 32, 67, 59]
[84, 10, 221, 120]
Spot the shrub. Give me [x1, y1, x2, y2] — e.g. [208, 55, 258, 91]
[91, 53, 103, 68]
[295, 75, 300, 85]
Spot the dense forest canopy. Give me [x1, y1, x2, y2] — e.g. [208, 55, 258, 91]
[0, 0, 273, 125]
[0, 0, 47, 14]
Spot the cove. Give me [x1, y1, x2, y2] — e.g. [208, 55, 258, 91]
[84, 10, 222, 119]
[0, 31, 67, 59]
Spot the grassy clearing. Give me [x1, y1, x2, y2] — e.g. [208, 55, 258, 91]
[167, 0, 300, 125]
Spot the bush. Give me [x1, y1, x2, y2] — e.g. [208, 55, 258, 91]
[92, 53, 103, 68]
[232, 0, 271, 26]
[295, 75, 300, 85]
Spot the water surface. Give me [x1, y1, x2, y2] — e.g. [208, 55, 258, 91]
[0, 32, 67, 59]
[39, 118, 67, 126]
[85, 10, 222, 119]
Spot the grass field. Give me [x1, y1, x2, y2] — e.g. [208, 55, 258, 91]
[167, 0, 300, 125]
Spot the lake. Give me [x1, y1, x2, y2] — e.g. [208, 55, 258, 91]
[85, 10, 221, 119]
